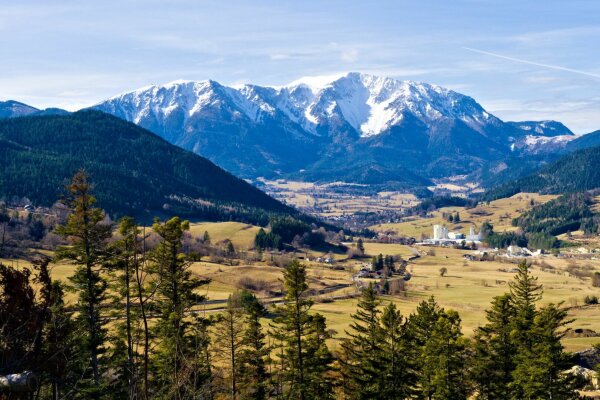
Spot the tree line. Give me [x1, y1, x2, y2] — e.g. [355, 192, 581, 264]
[0, 172, 584, 399]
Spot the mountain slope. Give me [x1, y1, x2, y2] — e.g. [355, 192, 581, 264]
[484, 145, 600, 200]
[0, 100, 39, 118]
[0, 100, 69, 119]
[506, 120, 573, 137]
[0, 110, 294, 223]
[94, 72, 577, 187]
[564, 130, 600, 152]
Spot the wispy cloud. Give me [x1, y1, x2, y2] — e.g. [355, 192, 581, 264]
[463, 47, 600, 79]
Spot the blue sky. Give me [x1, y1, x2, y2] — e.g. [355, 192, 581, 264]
[1, 0, 599, 133]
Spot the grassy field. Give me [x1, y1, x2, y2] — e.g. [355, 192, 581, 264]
[372, 192, 559, 238]
[311, 245, 600, 352]
[187, 221, 261, 250]
[5, 217, 600, 353]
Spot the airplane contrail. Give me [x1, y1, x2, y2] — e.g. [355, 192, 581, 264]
[463, 47, 600, 79]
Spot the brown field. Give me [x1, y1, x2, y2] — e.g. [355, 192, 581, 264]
[372, 192, 559, 238]
[257, 178, 419, 218]
[5, 209, 600, 353]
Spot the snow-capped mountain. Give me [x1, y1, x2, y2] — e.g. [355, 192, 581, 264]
[93, 72, 576, 186]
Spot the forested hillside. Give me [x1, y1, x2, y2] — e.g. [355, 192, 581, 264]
[0, 110, 294, 224]
[484, 145, 600, 201]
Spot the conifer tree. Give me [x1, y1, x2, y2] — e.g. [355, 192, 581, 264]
[214, 292, 246, 399]
[340, 283, 384, 399]
[379, 302, 416, 399]
[55, 171, 112, 397]
[406, 297, 444, 400]
[512, 303, 577, 399]
[107, 217, 150, 399]
[150, 217, 212, 398]
[357, 238, 365, 256]
[303, 313, 335, 399]
[238, 292, 269, 400]
[35, 259, 76, 399]
[271, 259, 333, 400]
[421, 310, 471, 400]
[472, 294, 517, 399]
[509, 261, 543, 347]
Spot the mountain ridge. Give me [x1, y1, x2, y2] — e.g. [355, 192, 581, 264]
[92, 72, 581, 187]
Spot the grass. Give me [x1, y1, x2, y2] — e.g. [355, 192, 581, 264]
[188, 221, 261, 250]
[4, 217, 600, 353]
[371, 192, 558, 238]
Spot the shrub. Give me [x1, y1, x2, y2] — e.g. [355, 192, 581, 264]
[592, 272, 600, 288]
[584, 295, 599, 305]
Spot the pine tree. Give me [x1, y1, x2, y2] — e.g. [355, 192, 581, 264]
[226, 240, 236, 257]
[304, 313, 335, 399]
[379, 302, 416, 399]
[472, 294, 517, 400]
[0, 264, 39, 374]
[238, 292, 269, 400]
[203, 230, 211, 244]
[270, 259, 333, 400]
[509, 261, 543, 344]
[406, 297, 444, 400]
[55, 171, 112, 397]
[384, 255, 395, 273]
[357, 238, 365, 256]
[340, 283, 384, 399]
[422, 310, 471, 400]
[34, 259, 76, 400]
[150, 217, 212, 399]
[107, 217, 151, 399]
[214, 292, 247, 399]
[512, 304, 578, 399]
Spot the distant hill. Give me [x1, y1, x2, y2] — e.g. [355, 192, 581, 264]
[564, 130, 600, 152]
[0, 100, 39, 118]
[505, 120, 573, 137]
[0, 110, 295, 224]
[0, 100, 69, 119]
[483, 145, 600, 200]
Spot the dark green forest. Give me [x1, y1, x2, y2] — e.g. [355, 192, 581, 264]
[484, 145, 600, 201]
[513, 192, 600, 237]
[0, 111, 295, 225]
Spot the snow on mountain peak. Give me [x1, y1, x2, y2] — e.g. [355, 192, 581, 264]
[95, 72, 502, 137]
[275, 72, 492, 136]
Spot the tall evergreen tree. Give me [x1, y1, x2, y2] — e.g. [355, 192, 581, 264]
[512, 303, 577, 399]
[509, 261, 543, 349]
[421, 310, 471, 400]
[35, 259, 76, 400]
[472, 294, 517, 400]
[406, 297, 444, 400]
[55, 171, 112, 398]
[238, 292, 269, 400]
[270, 259, 333, 400]
[107, 217, 149, 399]
[379, 303, 416, 399]
[356, 238, 365, 256]
[340, 283, 384, 399]
[150, 217, 212, 399]
[214, 292, 246, 400]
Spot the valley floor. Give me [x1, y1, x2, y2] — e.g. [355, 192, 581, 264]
[9, 226, 600, 353]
